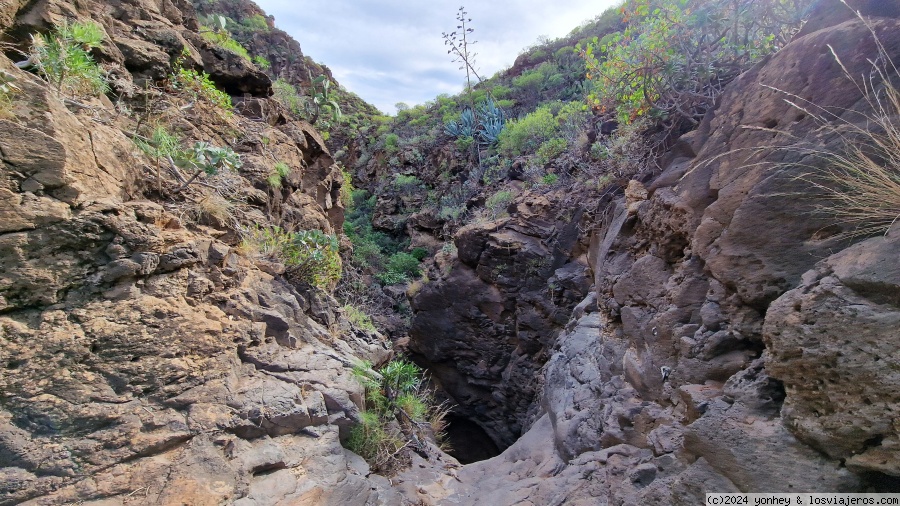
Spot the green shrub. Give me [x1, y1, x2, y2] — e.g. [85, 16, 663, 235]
[374, 251, 420, 285]
[267, 160, 290, 188]
[491, 84, 512, 99]
[241, 226, 341, 289]
[252, 55, 270, 69]
[512, 69, 543, 94]
[439, 204, 465, 222]
[383, 133, 400, 154]
[343, 304, 377, 332]
[345, 411, 401, 464]
[374, 270, 407, 285]
[29, 20, 108, 96]
[536, 137, 567, 165]
[217, 37, 251, 60]
[241, 14, 270, 32]
[341, 167, 354, 207]
[392, 174, 422, 193]
[266, 172, 282, 189]
[455, 135, 475, 152]
[273, 78, 305, 116]
[347, 358, 448, 469]
[485, 189, 515, 218]
[275, 161, 291, 177]
[171, 55, 232, 111]
[284, 230, 342, 289]
[386, 252, 420, 277]
[410, 247, 428, 261]
[541, 173, 559, 186]
[498, 105, 559, 158]
[581, 0, 804, 124]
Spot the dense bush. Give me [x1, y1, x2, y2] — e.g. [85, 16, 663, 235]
[272, 78, 305, 116]
[497, 105, 559, 158]
[581, 0, 809, 124]
[240, 227, 341, 290]
[386, 252, 420, 278]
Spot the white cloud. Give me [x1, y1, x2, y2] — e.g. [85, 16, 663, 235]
[254, 0, 620, 114]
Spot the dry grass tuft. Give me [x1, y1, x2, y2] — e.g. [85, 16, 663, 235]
[194, 192, 235, 226]
[782, 4, 900, 238]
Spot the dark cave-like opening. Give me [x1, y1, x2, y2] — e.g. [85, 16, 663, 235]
[443, 414, 501, 464]
[864, 470, 900, 492]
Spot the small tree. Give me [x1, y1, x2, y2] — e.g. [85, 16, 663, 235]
[135, 126, 180, 193]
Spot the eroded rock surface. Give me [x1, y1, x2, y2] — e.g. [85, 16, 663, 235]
[0, 2, 389, 504]
[395, 12, 900, 504]
[409, 192, 591, 449]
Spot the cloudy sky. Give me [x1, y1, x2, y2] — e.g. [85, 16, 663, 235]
[253, 0, 621, 114]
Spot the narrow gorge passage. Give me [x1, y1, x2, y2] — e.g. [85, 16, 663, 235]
[442, 414, 501, 464]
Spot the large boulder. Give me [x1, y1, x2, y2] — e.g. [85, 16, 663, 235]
[764, 230, 900, 476]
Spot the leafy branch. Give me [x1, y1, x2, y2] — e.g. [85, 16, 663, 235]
[172, 141, 242, 193]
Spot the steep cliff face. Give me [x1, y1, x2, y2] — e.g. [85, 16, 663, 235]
[409, 191, 593, 451]
[396, 9, 900, 504]
[0, 1, 400, 505]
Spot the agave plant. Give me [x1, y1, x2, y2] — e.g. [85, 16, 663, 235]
[444, 107, 476, 138]
[445, 97, 506, 146]
[478, 96, 504, 124]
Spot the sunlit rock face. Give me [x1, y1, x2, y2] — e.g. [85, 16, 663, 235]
[0, 1, 393, 504]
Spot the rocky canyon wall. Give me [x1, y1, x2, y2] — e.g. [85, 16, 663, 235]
[0, 1, 401, 504]
[400, 8, 900, 504]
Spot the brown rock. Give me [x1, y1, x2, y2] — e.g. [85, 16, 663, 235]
[764, 231, 900, 475]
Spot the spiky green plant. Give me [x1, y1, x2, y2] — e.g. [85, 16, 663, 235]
[135, 125, 181, 192]
[29, 20, 108, 96]
[477, 96, 505, 145]
[444, 107, 476, 138]
[347, 358, 451, 469]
